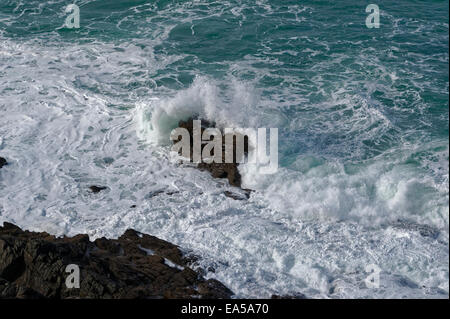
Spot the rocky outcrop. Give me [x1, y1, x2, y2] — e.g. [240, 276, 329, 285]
[0, 222, 233, 299]
[223, 190, 250, 201]
[89, 185, 108, 193]
[174, 118, 251, 194]
[0, 157, 7, 169]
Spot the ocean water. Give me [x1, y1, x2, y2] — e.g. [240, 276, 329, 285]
[0, 0, 448, 298]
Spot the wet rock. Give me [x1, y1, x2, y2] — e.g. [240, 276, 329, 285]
[392, 219, 440, 239]
[89, 186, 108, 193]
[224, 189, 252, 200]
[197, 279, 233, 299]
[0, 157, 7, 169]
[174, 118, 249, 189]
[223, 192, 244, 200]
[0, 223, 234, 299]
[145, 190, 179, 199]
[103, 157, 114, 165]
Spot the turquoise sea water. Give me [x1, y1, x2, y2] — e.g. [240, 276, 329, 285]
[0, 1, 448, 298]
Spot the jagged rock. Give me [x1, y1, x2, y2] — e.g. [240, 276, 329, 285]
[224, 190, 252, 200]
[89, 186, 107, 193]
[0, 157, 7, 169]
[0, 222, 233, 299]
[174, 118, 249, 189]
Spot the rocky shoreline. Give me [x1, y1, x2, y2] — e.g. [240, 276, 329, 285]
[1, 143, 243, 299]
[0, 133, 253, 299]
[0, 145, 304, 299]
[0, 222, 233, 299]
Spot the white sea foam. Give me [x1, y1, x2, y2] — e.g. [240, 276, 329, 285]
[129, 65, 448, 298]
[136, 76, 261, 145]
[135, 76, 448, 229]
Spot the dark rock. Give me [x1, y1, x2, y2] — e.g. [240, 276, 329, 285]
[0, 157, 7, 169]
[0, 223, 234, 299]
[89, 186, 107, 193]
[103, 157, 114, 165]
[392, 219, 440, 239]
[197, 279, 233, 299]
[174, 118, 249, 189]
[144, 190, 179, 200]
[224, 189, 252, 200]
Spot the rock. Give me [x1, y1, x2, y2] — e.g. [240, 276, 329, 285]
[174, 118, 249, 189]
[0, 223, 234, 299]
[224, 189, 252, 200]
[391, 219, 440, 239]
[0, 157, 7, 169]
[89, 186, 107, 193]
[197, 279, 233, 299]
